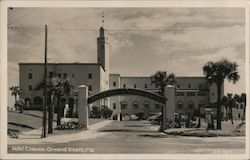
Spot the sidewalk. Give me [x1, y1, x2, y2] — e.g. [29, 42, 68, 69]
[8, 120, 113, 145]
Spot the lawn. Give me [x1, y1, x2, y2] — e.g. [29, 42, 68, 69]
[165, 119, 245, 137]
[8, 110, 108, 138]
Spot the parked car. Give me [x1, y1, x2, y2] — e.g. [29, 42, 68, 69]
[151, 115, 162, 125]
[147, 113, 161, 121]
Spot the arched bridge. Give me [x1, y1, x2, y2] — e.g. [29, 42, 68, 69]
[87, 88, 166, 104]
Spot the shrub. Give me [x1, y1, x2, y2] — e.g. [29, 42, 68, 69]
[90, 106, 102, 118]
[136, 112, 149, 120]
[112, 114, 118, 120]
[57, 122, 83, 130]
[101, 107, 113, 118]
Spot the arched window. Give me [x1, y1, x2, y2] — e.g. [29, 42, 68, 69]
[133, 101, 139, 109]
[199, 101, 206, 108]
[188, 101, 195, 109]
[177, 101, 183, 109]
[143, 101, 150, 110]
[33, 96, 43, 105]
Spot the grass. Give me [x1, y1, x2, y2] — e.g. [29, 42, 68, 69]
[8, 110, 108, 138]
[164, 119, 245, 137]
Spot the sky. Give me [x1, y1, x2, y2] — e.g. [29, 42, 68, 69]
[7, 8, 246, 106]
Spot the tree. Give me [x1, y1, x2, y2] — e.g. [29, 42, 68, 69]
[222, 96, 229, 121]
[53, 79, 73, 126]
[240, 93, 246, 123]
[47, 77, 59, 134]
[35, 77, 73, 133]
[10, 86, 21, 105]
[234, 93, 246, 123]
[227, 94, 236, 125]
[203, 59, 240, 130]
[151, 71, 176, 130]
[150, 71, 176, 96]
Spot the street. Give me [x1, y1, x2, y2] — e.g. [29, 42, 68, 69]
[8, 120, 245, 154]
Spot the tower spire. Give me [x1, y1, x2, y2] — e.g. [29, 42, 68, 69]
[102, 12, 105, 27]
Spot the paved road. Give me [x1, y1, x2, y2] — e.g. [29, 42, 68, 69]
[8, 120, 245, 154]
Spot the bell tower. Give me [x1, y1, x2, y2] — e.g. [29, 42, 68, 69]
[97, 14, 109, 71]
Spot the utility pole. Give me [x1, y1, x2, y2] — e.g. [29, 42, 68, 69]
[42, 25, 48, 138]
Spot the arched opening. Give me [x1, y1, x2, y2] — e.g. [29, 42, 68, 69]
[187, 100, 195, 117]
[143, 101, 150, 111]
[176, 101, 184, 115]
[33, 96, 43, 110]
[25, 97, 32, 108]
[60, 98, 66, 117]
[68, 97, 75, 118]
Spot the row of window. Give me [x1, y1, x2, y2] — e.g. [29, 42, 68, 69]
[27, 84, 93, 91]
[121, 103, 161, 110]
[112, 83, 150, 89]
[112, 82, 204, 89]
[177, 84, 203, 89]
[176, 92, 208, 97]
[28, 72, 93, 79]
[236, 104, 244, 109]
[177, 103, 205, 109]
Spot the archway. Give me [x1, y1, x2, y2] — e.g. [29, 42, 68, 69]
[25, 97, 31, 108]
[77, 85, 175, 129]
[33, 96, 43, 110]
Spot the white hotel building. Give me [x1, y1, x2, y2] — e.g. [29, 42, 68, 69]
[19, 26, 223, 118]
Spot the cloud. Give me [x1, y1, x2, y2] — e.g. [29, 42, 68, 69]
[7, 8, 246, 107]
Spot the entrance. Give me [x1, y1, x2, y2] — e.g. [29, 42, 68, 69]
[77, 85, 176, 129]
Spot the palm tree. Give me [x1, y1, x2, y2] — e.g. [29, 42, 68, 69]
[227, 94, 236, 125]
[151, 71, 176, 130]
[222, 96, 229, 121]
[150, 71, 176, 96]
[240, 93, 246, 123]
[10, 86, 21, 107]
[203, 59, 240, 129]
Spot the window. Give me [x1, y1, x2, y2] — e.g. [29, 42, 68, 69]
[199, 102, 206, 108]
[58, 73, 61, 78]
[240, 104, 243, 109]
[28, 73, 32, 79]
[187, 92, 195, 96]
[188, 103, 194, 109]
[134, 84, 137, 88]
[188, 84, 191, 88]
[123, 84, 126, 88]
[199, 84, 202, 89]
[72, 74, 75, 78]
[113, 82, 116, 87]
[113, 103, 116, 110]
[155, 104, 160, 109]
[28, 85, 32, 90]
[177, 84, 180, 88]
[197, 92, 207, 96]
[176, 92, 184, 96]
[144, 84, 148, 89]
[88, 85, 92, 91]
[236, 104, 239, 109]
[88, 73, 92, 79]
[177, 103, 183, 109]
[144, 104, 149, 109]
[238, 113, 241, 118]
[133, 104, 138, 109]
[122, 104, 127, 109]
[63, 73, 67, 79]
[49, 72, 53, 78]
